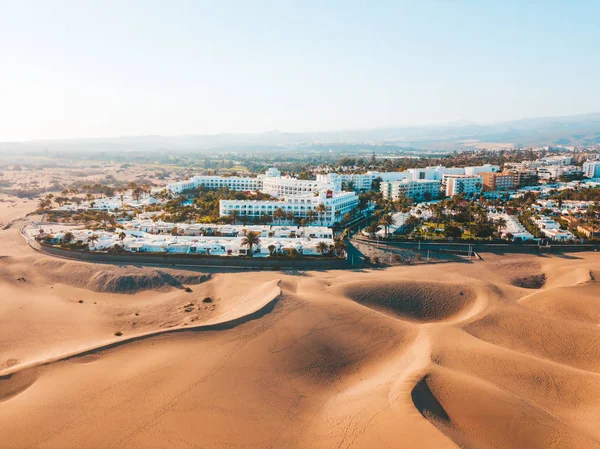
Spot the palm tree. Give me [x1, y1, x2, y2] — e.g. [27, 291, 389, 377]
[334, 209, 341, 224]
[274, 208, 285, 225]
[260, 212, 272, 225]
[316, 203, 327, 225]
[231, 210, 239, 224]
[495, 217, 507, 237]
[241, 231, 261, 257]
[63, 231, 74, 244]
[366, 223, 381, 238]
[316, 241, 329, 255]
[333, 238, 347, 257]
[379, 214, 394, 238]
[119, 231, 126, 244]
[55, 197, 69, 209]
[88, 234, 99, 248]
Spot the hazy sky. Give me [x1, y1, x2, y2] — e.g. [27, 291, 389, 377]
[1, 1, 599, 141]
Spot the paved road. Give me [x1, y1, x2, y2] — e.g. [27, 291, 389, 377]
[355, 236, 600, 255]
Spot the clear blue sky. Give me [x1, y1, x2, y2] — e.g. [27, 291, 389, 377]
[1, 0, 599, 141]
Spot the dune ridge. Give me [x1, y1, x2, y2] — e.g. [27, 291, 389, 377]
[0, 255, 212, 293]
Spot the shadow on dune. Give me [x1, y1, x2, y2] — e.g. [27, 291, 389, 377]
[411, 375, 450, 423]
[511, 274, 546, 289]
[0, 371, 37, 404]
[344, 281, 475, 323]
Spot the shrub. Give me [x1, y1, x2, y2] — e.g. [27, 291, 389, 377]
[78, 300, 84, 303]
[184, 287, 192, 292]
[114, 331, 123, 336]
[202, 297, 213, 303]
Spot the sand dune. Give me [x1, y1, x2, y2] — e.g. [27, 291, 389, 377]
[342, 279, 476, 322]
[2, 227, 600, 448]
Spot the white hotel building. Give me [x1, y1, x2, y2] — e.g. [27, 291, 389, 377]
[168, 168, 359, 227]
[167, 175, 262, 194]
[381, 179, 442, 201]
[219, 190, 359, 226]
[317, 164, 499, 193]
[583, 161, 600, 178]
[444, 174, 483, 197]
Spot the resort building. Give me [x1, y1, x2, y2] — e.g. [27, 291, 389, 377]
[168, 167, 338, 199]
[380, 179, 441, 201]
[583, 161, 600, 178]
[541, 155, 574, 166]
[488, 213, 536, 242]
[32, 227, 335, 257]
[464, 164, 500, 176]
[531, 215, 573, 241]
[537, 165, 582, 181]
[219, 190, 359, 226]
[125, 220, 334, 239]
[481, 172, 516, 192]
[261, 176, 335, 197]
[511, 169, 539, 187]
[166, 175, 262, 194]
[444, 175, 483, 197]
[317, 164, 499, 193]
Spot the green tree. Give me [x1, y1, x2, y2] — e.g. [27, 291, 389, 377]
[241, 231, 261, 257]
[316, 241, 329, 255]
[63, 231, 74, 244]
[379, 214, 394, 238]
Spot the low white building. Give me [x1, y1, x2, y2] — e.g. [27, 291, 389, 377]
[489, 213, 536, 241]
[126, 220, 334, 239]
[30, 225, 335, 257]
[531, 215, 573, 241]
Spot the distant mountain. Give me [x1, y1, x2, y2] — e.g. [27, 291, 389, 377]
[2, 112, 600, 154]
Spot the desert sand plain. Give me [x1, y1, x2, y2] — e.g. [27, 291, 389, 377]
[1, 196, 600, 449]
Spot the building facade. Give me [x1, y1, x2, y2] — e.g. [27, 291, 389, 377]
[219, 190, 359, 226]
[481, 172, 516, 192]
[380, 179, 441, 200]
[444, 175, 483, 197]
[537, 165, 582, 181]
[583, 161, 600, 178]
[261, 176, 334, 197]
[167, 175, 262, 194]
[511, 169, 539, 187]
